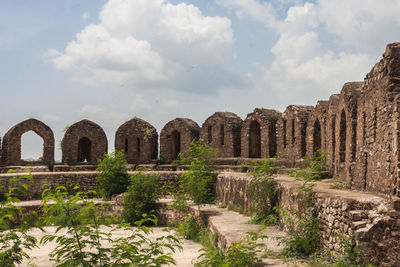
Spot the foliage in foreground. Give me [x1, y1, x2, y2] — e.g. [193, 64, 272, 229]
[246, 158, 280, 224]
[290, 150, 329, 180]
[122, 172, 159, 224]
[0, 171, 38, 267]
[96, 151, 130, 200]
[41, 186, 181, 266]
[195, 231, 268, 267]
[174, 140, 218, 209]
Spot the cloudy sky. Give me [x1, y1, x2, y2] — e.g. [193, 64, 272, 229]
[1, 0, 400, 160]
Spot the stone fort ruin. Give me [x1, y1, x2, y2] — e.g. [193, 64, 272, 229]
[3, 43, 400, 265]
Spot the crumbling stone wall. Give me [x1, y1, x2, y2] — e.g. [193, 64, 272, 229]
[325, 94, 340, 173]
[277, 105, 314, 160]
[306, 101, 329, 158]
[200, 112, 242, 157]
[241, 108, 281, 158]
[352, 43, 400, 195]
[334, 82, 362, 182]
[115, 118, 158, 164]
[1, 118, 54, 166]
[61, 119, 107, 164]
[160, 118, 200, 163]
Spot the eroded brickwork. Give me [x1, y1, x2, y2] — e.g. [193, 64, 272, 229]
[277, 105, 314, 160]
[334, 82, 362, 182]
[115, 118, 158, 164]
[200, 112, 242, 157]
[1, 118, 54, 166]
[306, 101, 328, 158]
[160, 118, 200, 162]
[61, 119, 108, 164]
[326, 94, 340, 172]
[241, 108, 281, 158]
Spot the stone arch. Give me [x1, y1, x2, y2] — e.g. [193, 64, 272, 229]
[249, 121, 261, 158]
[61, 119, 107, 164]
[277, 105, 314, 160]
[160, 118, 200, 163]
[200, 112, 242, 157]
[313, 119, 322, 154]
[115, 118, 158, 164]
[2, 118, 54, 165]
[339, 109, 347, 163]
[241, 108, 281, 158]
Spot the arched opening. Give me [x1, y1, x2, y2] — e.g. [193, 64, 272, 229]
[249, 121, 261, 158]
[171, 130, 181, 160]
[313, 119, 322, 154]
[301, 122, 307, 157]
[268, 121, 277, 157]
[291, 119, 295, 144]
[339, 110, 346, 163]
[124, 138, 129, 153]
[21, 131, 44, 161]
[283, 120, 287, 148]
[77, 137, 92, 163]
[220, 124, 225, 146]
[136, 137, 141, 161]
[207, 126, 212, 144]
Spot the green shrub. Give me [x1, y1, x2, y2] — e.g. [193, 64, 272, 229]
[96, 151, 130, 200]
[195, 231, 267, 267]
[246, 158, 280, 224]
[0, 171, 38, 266]
[122, 172, 159, 225]
[41, 186, 181, 266]
[290, 150, 329, 180]
[177, 140, 218, 207]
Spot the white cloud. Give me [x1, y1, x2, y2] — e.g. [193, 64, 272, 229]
[130, 94, 152, 111]
[42, 114, 60, 122]
[48, 0, 234, 89]
[82, 12, 89, 21]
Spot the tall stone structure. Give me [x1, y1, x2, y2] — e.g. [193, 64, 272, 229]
[160, 118, 200, 162]
[241, 108, 281, 158]
[61, 119, 107, 164]
[200, 112, 242, 157]
[306, 101, 329, 158]
[334, 82, 362, 183]
[325, 94, 340, 172]
[115, 118, 158, 164]
[277, 105, 314, 160]
[2, 118, 54, 166]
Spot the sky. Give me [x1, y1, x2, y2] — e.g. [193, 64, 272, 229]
[1, 0, 400, 160]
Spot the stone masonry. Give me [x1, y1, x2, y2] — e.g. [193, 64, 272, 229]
[200, 112, 242, 157]
[160, 118, 200, 163]
[115, 117, 158, 164]
[241, 108, 281, 158]
[2, 118, 54, 166]
[61, 119, 108, 164]
[277, 105, 314, 159]
[306, 100, 328, 158]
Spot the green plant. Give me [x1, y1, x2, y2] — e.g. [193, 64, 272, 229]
[122, 172, 159, 225]
[195, 231, 268, 267]
[176, 215, 216, 249]
[0, 171, 38, 266]
[290, 150, 329, 180]
[246, 158, 280, 224]
[143, 127, 155, 141]
[176, 140, 218, 208]
[330, 178, 351, 190]
[96, 151, 130, 200]
[41, 186, 181, 266]
[157, 152, 166, 165]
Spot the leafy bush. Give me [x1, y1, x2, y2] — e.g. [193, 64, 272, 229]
[0, 171, 38, 266]
[177, 140, 218, 207]
[122, 172, 159, 225]
[96, 151, 130, 200]
[176, 215, 216, 249]
[195, 231, 267, 267]
[246, 158, 280, 224]
[41, 186, 181, 266]
[290, 150, 329, 180]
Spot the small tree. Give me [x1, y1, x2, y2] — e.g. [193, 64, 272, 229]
[178, 140, 218, 207]
[122, 172, 159, 224]
[96, 151, 130, 200]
